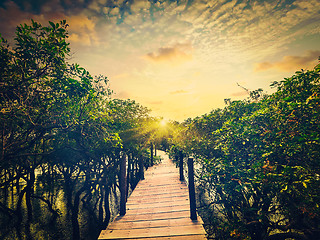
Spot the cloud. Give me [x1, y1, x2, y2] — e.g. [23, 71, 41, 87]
[0, 0, 101, 48]
[145, 42, 193, 65]
[1, 0, 319, 122]
[254, 62, 274, 72]
[0, 0, 65, 39]
[182, 0, 320, 65]
[66, 14, 99, 46]
[254, 50, 320, 72]
[130, 0, 151, 13]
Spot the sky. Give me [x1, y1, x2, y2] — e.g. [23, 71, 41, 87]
[0, 0, 319, 121]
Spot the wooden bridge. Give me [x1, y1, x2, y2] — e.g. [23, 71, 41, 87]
[98, 152, 207, 239]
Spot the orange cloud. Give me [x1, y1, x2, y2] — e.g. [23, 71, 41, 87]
[66, 15, 99, 46]
[145, 43, 193, 65]
[255, 50, 320, 72]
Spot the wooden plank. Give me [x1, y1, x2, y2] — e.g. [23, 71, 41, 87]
[136, 235, 207, 240]
[127, 200, 189, 210]
[125, 205, 190, 216]
[128, 190, 189, 199]
[99, 225, 205, 239]
[108, 218, 203, 230]
[98, 151, 207, 240]
[126, 196, 189, 205]
[127, 199, 189, 208]
[129, 188, 189, 197]
[113, 210, 190, 222]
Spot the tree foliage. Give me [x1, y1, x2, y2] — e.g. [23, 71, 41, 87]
[169, 61, 320, 240]
[0, 20, 155, 240]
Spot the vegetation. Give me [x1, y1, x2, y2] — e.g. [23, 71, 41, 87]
[169, 60, 320, 239]
[1, 19, 319, 240]
[0, 20, 161, 240]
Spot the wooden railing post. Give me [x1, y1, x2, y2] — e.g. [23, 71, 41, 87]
[126, 154, 131, 201]
[120, 154, 127, 216]
[139, 157, 144, 180]
[188, 157, 197, 220]
[179, 151, 184, 181]
[150, 143, 154, 166]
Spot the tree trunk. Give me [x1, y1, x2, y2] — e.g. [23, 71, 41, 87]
[71, 203, 80, 240]
[102, 186, 111, 229]
[26, 168, 35, 222]
[71, 186, 86, 240]
[15, 185, 28, 239]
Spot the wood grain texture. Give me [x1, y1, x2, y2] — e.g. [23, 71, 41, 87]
[98, 153, 207, 240]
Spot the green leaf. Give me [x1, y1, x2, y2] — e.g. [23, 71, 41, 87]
[49, 21, 55, 29]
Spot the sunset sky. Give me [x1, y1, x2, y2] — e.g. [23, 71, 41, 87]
[1, 0, 319, 121]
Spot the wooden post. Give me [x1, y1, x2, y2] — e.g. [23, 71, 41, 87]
[188, 157, 197, 220]
[120, 154, 127, 216]
[179, 151, 184, 181]
[150, 143, 154, 166]
[146, 155, 149, 169]
[139, 157, 144, 180]
[126, 154, 131, 201]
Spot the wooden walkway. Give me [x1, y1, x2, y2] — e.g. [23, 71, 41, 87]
[98, 152, 207, 239]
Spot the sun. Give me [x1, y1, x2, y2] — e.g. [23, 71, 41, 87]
[159, 119, 167, 127]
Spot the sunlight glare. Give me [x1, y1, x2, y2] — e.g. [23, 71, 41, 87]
[160, 119, 167, 127]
